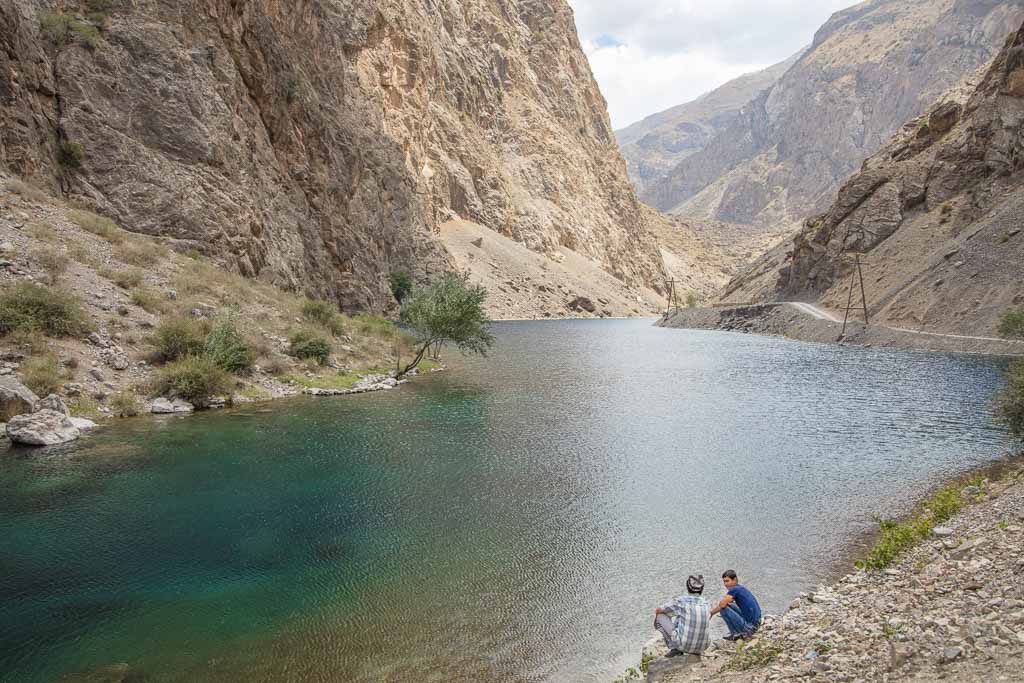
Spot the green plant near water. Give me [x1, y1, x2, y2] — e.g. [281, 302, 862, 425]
[0, 282, 88, 338]
[857, 483, 966, 570]
[996, 360, 1024, 441]
[288, 329, 331, 366]
[151, 316, 209, 364]
[204, 314, 255, 373]
[109, 391, 143, 418]
[999, 308, 1024, 340]
[152, 356, 229, 408]
[21, 354, 67, 396]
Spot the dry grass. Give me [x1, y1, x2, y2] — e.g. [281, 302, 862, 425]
[114, 240, 166, 267]
[30, 245, 69, 285]
[129, 287, 168, 314]
[69, 209, 126, 244]
[3, 179, 48, 202]
[98, 266, 144, 289]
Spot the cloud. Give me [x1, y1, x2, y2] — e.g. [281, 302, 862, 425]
[568, 0, 857, 128]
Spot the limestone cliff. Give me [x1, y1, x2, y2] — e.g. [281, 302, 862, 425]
[725, 20, 1024, 337]
[616, 51, 800, 196]
[0, 0, 666, 312]
[641, 0, 1024, 233]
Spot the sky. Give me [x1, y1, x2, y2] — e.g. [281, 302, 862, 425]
[567, 0, 857, 130]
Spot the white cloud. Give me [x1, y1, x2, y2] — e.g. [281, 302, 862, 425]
[568, 0, 857, 128]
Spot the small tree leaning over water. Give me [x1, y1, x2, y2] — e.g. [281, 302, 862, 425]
[397, 272, 494, 378]
[996, 360, 1024, 443]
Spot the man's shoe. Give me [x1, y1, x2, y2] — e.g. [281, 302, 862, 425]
[722, 634, 739, 641]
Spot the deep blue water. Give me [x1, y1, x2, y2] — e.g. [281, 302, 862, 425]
[0, 320, 1012, 682]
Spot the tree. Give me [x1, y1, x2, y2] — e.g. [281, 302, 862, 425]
[996, 360, 1024, 443]
[389, 271, 413, 303]
[397, 272, 494, 378]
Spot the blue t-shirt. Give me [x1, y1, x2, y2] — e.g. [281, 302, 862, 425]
[728, 585, 762, 626]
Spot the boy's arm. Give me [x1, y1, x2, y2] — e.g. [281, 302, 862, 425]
[709, 594, 733, 616]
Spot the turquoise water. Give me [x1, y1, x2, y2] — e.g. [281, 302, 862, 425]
[0, 320, 1012, 682]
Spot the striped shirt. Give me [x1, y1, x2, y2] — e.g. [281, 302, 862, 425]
[659, 595, 711, 654]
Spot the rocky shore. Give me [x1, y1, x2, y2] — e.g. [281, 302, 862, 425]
[637, 463, 1024, 682]
[659, 306, 1024, 357]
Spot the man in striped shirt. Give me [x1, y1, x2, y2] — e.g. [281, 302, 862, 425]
[654, 575, 712, 658]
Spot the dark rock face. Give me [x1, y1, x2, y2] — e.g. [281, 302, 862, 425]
[641, 0, 1024, 231]
[0, 0, 665, 312]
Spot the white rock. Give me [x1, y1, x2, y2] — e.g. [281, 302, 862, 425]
[932, 527, 955, 538]
[37, 394, 70, 416]
[6, 409, 81, 446]
[69, 417, 97, 430]
[150, 398, 195, 414]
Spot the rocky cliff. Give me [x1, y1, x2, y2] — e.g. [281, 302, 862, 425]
[723, 19, 1024, 338]
[640, 0, 1024, 233]
[616, 51, 800, 196]
[0, 0, 666, 312]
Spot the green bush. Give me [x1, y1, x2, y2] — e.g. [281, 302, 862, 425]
[110, 391, 142, 418]
[204, 314, 255, 372]
[389, 271, 413, 303]
[858, 482, 965, 570]
[0, 282, 88, 337]
[152, 316, 208, 364]
[997, 361, 1024, 442]
[353, 313, 397, 339]
[999, 309, 1024, 340]
[288, 329, 331, 366]
[57, 140, 85, 168]
[302, 299, 339, 327]
[152, 356, 229, 408]
[21, 354, 66, 396]
[39, 11, 100, 48]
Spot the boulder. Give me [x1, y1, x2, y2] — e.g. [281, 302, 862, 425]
[0, 377, 39, 421]
[567, 296, 597, 313]
[150, 398, 195, 414]
[69, 417, 98, 431]
[37, 394, 70, 416]
[6, 409, 81, 446]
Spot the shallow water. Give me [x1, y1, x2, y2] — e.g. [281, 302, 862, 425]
[0, 320, 1011, 682]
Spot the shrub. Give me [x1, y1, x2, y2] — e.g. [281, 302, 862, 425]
[997, 361, 1024, 442]
[261, 357, 288, 376]
[129, 287, 166, 314]
[57, 140, 85, 169]
[30, 245, 69, 285]
[3, 179, 48, 201]
[302, 299, 339, 327]
[999, 309, 1024, 340]
[0, 282, 88, 337]
[858, 482, 965, 570]
[110, 391, 142, 418]
[204, 314, 255, 372]
[389, 271, 413, 303]
[68, 242, 100, 268]
[69, 209, 124, 243]
[152, 316, 208, 364]
[21, 354, 66, 396]
[99, 267, 144, 289]
[353, 314, 397, 340]
[114, 240, 165, 267]
[39, 11, 100, 48]
[288, 329, 331, 366]
[152, 356, 229, 408]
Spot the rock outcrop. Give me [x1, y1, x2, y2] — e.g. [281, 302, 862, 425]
[721, 19, 1024, 338]
[6, 408, 80, 445]
[617, 51, 800, 195]
[641, 0, 1024, 232]
[0, 376, 38, 421]
[0, 0, 666, 313]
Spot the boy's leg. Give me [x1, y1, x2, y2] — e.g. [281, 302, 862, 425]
[719, 604, 752, 637]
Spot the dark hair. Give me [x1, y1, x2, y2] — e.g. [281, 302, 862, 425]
[722, 570, 738, 581]
[686, 575, 704, 594]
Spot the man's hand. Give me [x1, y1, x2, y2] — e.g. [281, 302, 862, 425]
[654, 607, 663, 615]
[709, 595, 733, 617]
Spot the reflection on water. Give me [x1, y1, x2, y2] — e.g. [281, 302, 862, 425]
[0, 321, 1011, 682]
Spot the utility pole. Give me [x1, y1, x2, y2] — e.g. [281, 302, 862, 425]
[664, 279, 680, 317]
[839, 253, 870, 339]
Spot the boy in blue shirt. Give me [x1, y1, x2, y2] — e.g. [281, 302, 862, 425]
[709, 569, 762, 640]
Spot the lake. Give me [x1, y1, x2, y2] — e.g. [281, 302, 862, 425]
[0, 320, 1012, 682]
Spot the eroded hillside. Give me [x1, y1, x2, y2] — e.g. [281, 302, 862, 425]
[641, 0, 1024, 233]
[0, 0, 672, 313]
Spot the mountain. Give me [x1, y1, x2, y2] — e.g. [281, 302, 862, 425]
[722, 18, 1024, 337]
[0, 0, 670, 313]
[616, 51, 801, 195]
[640, 0, 1024, 232]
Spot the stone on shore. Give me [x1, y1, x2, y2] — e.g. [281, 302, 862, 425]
[150, 398, 195, 414]
[6, 409, 81, 446]
[0, 377, 38, 421]
[37, 394, 71, 416]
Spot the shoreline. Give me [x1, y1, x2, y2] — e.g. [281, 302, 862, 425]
[637, 451, 1024, 683]
[659, 306, 1024, 358]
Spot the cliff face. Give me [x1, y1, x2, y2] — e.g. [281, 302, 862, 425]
[725, 20, 1024, 337]
[616, 52, 800, 196]
[641, 0, 1024, 232]
[0, 0, 665, 312]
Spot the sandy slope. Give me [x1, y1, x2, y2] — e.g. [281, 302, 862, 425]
[439, 220, 665, 319]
